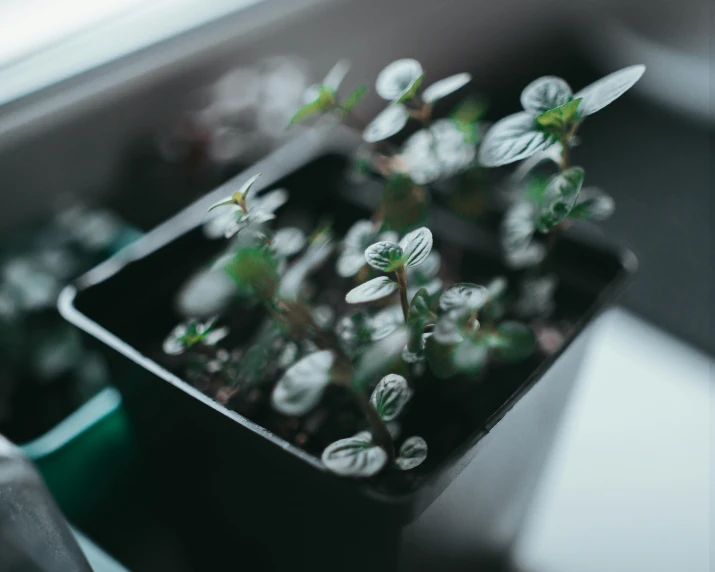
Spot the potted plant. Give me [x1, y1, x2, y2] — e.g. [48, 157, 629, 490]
[60, 59, 643, 571]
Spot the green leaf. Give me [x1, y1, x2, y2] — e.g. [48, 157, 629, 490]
[422, 73, 471, 103]
[485, 321, 536, 363]
[569, 187, 615, 221]
[271, 350, 335, 415]
[341, 85, 367, 112]
[370, 374, 412, 421]
[345, 276, 399, 304]
[573, 65, 645, 117]
[224, 246, 279, 300]
[450, 96, 487, 144]
[399, 227, 433, 269]
[289, 100, 324, 125]
[352, 327, 408, 391]
[478, 112, 557, 168]
[364, 241, 404, 272]
[439, 283, 489, 312]
[536, 98, 582, 137]
[521, 76, 572, 115]
[322, 433, 388, 477]
[163, 318, 228, 355]
[394, 436, 427, 470]
[535, 166, 585, 233]
[407, 288, 434, 352]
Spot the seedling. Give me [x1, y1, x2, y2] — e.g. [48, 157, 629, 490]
[163, 60, 644, 478]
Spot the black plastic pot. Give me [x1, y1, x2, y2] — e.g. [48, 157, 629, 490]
[59, 130, 635, 572]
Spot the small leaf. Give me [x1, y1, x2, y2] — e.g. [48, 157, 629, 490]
[322, 59, 351, 91]
[399, 227, 433, 269]
[452, 337, 489, 376]
[290, 100, 324, 124]
[432, 309, 466, 345]
[322, 434, 388, 477]
[272, 227, 306, 257]
[363, 105, 409, 143]
[502, 201, 537, 253]
[407, 288, 433, 352]
[395, 436, 427, 470]
[337, 250, 367, 278]
[536, 98, 582, 137]
[376, 59, 424, 102]
[486, 321, 536, 363]
[271, 350, 334, 415]
[573, 65, 645, 117]
[345, 277, 399, 304]
[520, 76, 572, 115]
[370, 305, 404, 341]
[370, 374, 412, 421]
[352, 327, 409, 391]
[365, 241, 404, 271]
[341, 85, 367, 112]
[245, 187, 289, 216]
[569, 187, 615, 221]
[422, 73, 471, 103]
[535, 167, 585, 232]
[478, 112, 557, 167]
[439, 283, 489, 312]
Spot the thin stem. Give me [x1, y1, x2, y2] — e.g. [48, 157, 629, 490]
[354, 392, 395, 462]
[394, 266, 410, 322]
[559, 137, 570, 171]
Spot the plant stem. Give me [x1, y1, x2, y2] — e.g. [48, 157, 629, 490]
[559, 137, 569, 171]
[394, 266, 410, 321]
[354, 392, 395, 462]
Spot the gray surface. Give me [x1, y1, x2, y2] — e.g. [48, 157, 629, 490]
[516, 308, 713, 572]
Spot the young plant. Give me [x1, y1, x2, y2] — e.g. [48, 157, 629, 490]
[481, 67, 645, 314]
[161, 59, 642, 482]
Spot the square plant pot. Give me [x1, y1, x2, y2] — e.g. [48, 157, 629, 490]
[59, 129, 635, 572]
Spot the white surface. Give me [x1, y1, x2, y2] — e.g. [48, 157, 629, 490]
[516, 308, 713, 572]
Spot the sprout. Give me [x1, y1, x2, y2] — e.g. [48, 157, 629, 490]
[163, 318, 228, 355]
[480, 66, 645, 167]
[370, 374, 412, 421]
[394, 436, 428, 470]
[205, 174, 288, 240]
[375, 59, 424, 102]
